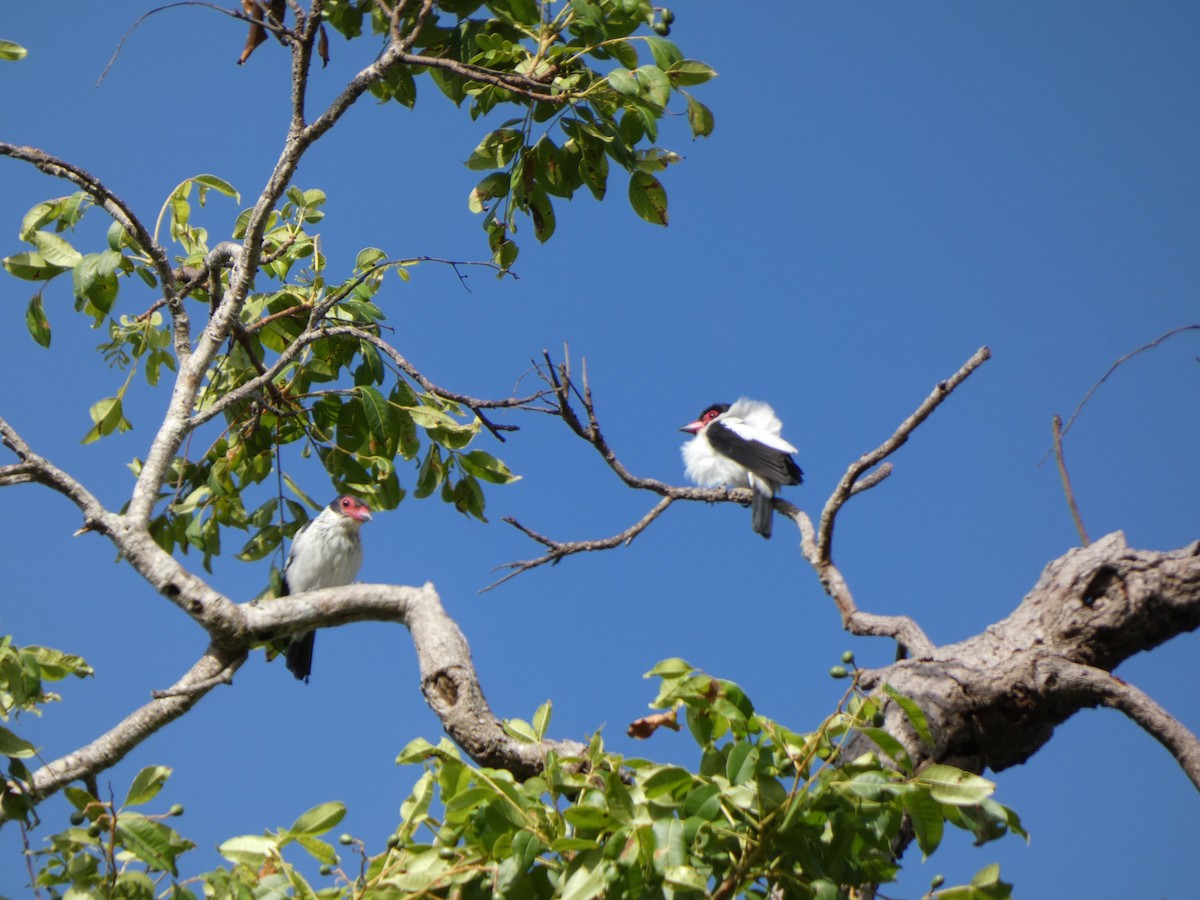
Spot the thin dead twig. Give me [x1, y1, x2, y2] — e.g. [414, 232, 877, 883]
[1052, 414, 1090, 546]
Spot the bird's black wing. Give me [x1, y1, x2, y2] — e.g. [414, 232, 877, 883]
[708, 421, 804, 485]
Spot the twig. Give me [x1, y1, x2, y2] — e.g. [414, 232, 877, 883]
[818, 347, 991, 562]
[97, 2, 289, 85]
[784, 503, 934, 659]
[1052, 415, 1090, 546]
[1049, 324, 1200, 455]
[485, 496, 676, 591]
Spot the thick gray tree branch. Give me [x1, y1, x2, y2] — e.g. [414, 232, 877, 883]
[245, 582, 587, 778]
[854, 533, 1200, 789]
[0, 577, 583, 823]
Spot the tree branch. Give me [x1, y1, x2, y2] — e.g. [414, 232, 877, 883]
[853, 533, 1200, 788]
[0, 648, 247, 823]
[0, 142, 189, 362]
[817, 346, 991, 561]
[1053, 660, 1200, 790]
[486, 496, 677, 591]
[784, 502, 935, 658]
[246, 582, 587, 777]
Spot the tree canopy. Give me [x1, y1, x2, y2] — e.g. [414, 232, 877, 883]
[1, 3, 1198, 898]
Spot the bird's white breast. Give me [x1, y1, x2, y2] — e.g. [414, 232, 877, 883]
[284, 513, 364, 594]
[682, 434, 751, 488]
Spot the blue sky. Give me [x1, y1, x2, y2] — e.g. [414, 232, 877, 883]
[1, 2, 1198, 897]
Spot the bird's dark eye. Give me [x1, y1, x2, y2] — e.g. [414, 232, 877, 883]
[341, 498, 351, 508]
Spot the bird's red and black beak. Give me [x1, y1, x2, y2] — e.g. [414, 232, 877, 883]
[679, 419, 705, 434]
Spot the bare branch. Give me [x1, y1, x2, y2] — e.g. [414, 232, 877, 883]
[486, 496, 677, 591]
[0, 415, 111, 530]
[1054, 661, 1200, 790]
[1052, 414, 1091, 546]
[817, 346, 991, 562]
[1, 648, 248, 821]
[1054, 324, 1200, 448]
[783, 503, 934, 658]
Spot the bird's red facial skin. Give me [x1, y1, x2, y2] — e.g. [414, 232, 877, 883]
[337, 495, 373, 523]
[680, 404, 728, 434]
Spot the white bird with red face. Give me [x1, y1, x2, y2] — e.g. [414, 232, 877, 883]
[680, 399, 803, 539]
[282, 495, 372, 682]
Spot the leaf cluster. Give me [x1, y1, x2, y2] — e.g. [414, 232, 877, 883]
[324, 0, 716, 269]
[3, 178, 520, 573]
[0, 639, 92, 827]
[20, 661, 1023, 898]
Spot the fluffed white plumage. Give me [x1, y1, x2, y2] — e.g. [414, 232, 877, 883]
[282, 495, 371, 682]
[680, 398, 803, 539]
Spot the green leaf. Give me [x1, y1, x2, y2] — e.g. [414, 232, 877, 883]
[193, 174, 241, 204]
[628, 172, 668, 225]
[357, 385, 392, 438]
[0, 40, 28, 61]
[607, 67, 639, 97]
[0, 725, 36, 758]
[527, 187, 556, 242]
[858, 726, 913, 773]
[123, 765, 172, 807]
[293, 833, 338, 865]
[919, 764, 995, 806]
[903, 787, 944, 858]
[466, 128, 523, 171]
[468, 172, 510, 213]
[116, 814, 190, 875]
[457, 450, 520, 484]
[634, 65, 671, 108]
[83, 396, 132, 444]
[884, 684, 934, 748]
[218, 834, 276, 867]
[32, 230, 82, 267]
[560, 851, 607, 900]
[25, 295, 51, 347]
[3, 251, 68, 281]
[532, 700, 552, 740]
[685, 94, 714, 139]
[645, 36, 683, 70]
[288, 801, 346, 837]
[668, 60, 718, 87]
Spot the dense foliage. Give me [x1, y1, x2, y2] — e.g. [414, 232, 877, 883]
[14, 659, 1020, 898]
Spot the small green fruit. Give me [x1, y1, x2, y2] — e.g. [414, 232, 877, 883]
[319, 864, 333, 876]
[829, 665, 849, 679]
[840, 650, 855, 664]
[338, 833, 353, 845]
[652, 22, 670, 36]
[86, 823, 102, 838]
[386, 834, 400, 849]
[438, 847, 455, 859]
[931, 874, 945, 888]
[169, 804, 184, 817]
[662, 8, 675, 24]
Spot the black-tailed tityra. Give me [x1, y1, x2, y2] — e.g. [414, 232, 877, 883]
[680, 399, 803, 539]
[282, 495, 372, 682]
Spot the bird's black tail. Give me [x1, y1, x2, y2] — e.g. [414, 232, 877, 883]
[751, 490, 773, 539]
[286, 631, 315, 683]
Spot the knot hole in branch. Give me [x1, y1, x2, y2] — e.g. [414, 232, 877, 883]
[1081, 565, 1123, 608]
[425, 670, 460, 709]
